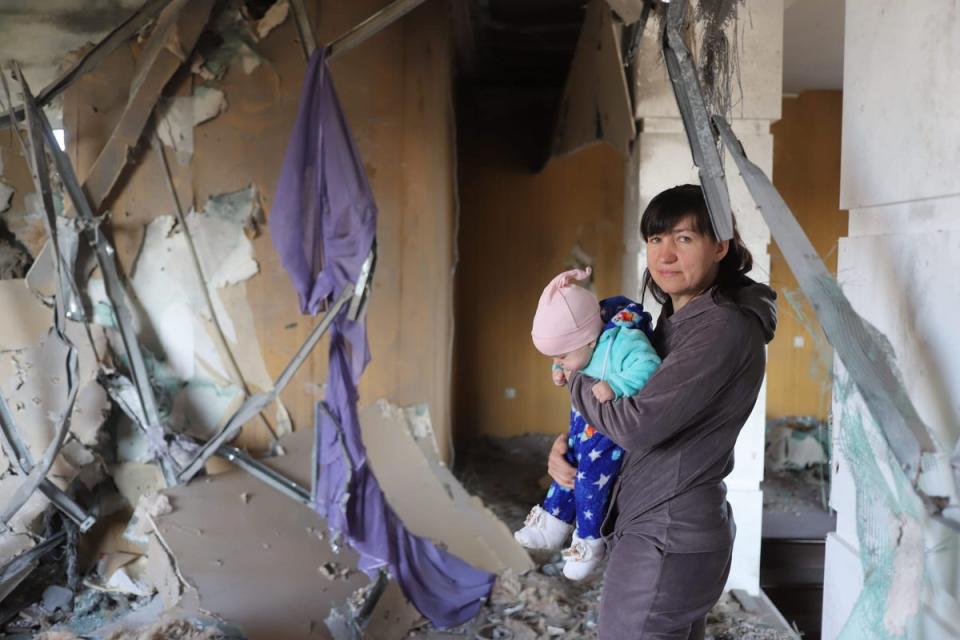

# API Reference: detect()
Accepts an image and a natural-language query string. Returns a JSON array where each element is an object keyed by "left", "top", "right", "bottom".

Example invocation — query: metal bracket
[
  {"left": 215, "top": 445, "right": 311, "bottom": 507},
  {"left": 662, "top": 0, "right": 734, "bottom": 241},
  {"left": 348, "top": 245, "right": 377, "bottom": 322}
]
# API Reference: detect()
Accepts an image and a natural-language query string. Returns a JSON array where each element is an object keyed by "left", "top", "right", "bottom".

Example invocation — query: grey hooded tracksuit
[{"left": 568, "top": 280, "right": 777, "bottom": 639}]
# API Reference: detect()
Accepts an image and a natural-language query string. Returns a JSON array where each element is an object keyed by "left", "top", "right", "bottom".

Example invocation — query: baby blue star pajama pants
[{"left": 542, "top": 406, "right": 624, "bottom": 539}]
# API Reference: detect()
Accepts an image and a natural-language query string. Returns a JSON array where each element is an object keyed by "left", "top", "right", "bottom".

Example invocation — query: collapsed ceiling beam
[{"left": 662, "top": 0, "right": 734, "bottom": 241}]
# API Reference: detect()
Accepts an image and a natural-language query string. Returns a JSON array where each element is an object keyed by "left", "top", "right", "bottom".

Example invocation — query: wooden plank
[{"left": 82, "top": 0, "right": 215, "bottom": 214}]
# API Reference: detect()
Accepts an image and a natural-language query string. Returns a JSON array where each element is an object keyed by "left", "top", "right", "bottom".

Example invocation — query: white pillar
[
  {"left": 624, "top": 0, "right": 783, "bottom": 595},
  {"left": 823, "top": 1, "right": 960, "bottom": 638}
]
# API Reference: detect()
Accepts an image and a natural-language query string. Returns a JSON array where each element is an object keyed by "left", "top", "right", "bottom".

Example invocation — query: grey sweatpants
[{"left": 598, "top": 534, "right": 732, "bottom": 639}]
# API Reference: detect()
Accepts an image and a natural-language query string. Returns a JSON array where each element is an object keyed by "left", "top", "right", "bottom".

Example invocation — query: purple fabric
[{"left": 270, "top": 48, "right": 494, "bottom": 629}]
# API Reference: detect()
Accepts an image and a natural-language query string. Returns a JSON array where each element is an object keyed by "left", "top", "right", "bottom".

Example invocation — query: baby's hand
[
  {"left": 551, "top": 365, "right": 568, "bottom": 387},
  {"left": 591, "top": 380, "right": 615, "bottom": 402}
]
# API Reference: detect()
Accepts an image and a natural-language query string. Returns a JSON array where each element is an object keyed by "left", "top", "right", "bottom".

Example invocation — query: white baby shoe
[
  {"left": 561, "top": 533, "right": 605, "bottom": 581},
  {"left": 514, "top": 505, "right": 573, "bottom": 551}
]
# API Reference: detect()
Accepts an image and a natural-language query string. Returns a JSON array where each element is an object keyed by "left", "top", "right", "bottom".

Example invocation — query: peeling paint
[{"left": 156, "top": 87, "right": 228, "bottom": 165}]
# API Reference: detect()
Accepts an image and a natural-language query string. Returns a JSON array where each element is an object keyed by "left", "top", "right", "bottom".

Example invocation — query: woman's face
[{"left": 646, "top": 214, "right": 729, "bottom": 308}]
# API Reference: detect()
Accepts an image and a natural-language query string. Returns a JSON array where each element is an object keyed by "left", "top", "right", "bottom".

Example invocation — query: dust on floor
[{"left": 405, "top": 436, "right": 795, "bottom": 640}]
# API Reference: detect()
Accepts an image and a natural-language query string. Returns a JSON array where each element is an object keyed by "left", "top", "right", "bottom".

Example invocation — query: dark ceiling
[
  {"left": 454, "top": 0, "right": 589, "bottom": 167},
  {"left": 459, "top": 0, "right": 587, "bottom": 89}
]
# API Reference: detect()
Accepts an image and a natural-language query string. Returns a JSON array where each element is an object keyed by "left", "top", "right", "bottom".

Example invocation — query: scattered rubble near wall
[
  {"left": 0, "top": 0, "right": 495, "bottom": 636},
  {"left": 0, "top": 1, "right": 818, "bottom": 638}
]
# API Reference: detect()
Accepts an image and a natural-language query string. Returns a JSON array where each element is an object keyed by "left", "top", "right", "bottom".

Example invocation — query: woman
[{"left": 549, "top": 184, "right": 777, "bottom": 639}]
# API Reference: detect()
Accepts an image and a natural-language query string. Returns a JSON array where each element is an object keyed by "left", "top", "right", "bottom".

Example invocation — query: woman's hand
[
  {"left": 548, "top": 433, "right": 576, "bottom": 489},
  {"left": 592, "top": 380, "right": 615, "bottom": 402}
]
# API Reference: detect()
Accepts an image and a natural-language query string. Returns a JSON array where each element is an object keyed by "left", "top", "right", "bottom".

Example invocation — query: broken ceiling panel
[
  {"left": 0, "top": 1, "right": 146, "bottom": 109},
  {"left": 359, "top": 401, "right": 534, "bottom": 575},
  {"left": 551, "top": 0, "right": 636, "bottom": 158},
  {"left": 149, "top": 428, "right": 418, "bottom": 640}
]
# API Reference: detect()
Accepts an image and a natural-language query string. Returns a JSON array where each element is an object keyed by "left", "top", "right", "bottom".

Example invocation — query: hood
[{"left": 737, "top": 280, "right": 778, "bottom": 344}]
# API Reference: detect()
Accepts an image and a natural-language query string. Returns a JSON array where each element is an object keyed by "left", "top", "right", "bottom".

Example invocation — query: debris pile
[
  {"left": 402, "top": 435, "right": 798, "bottom": 640},
  {"left": 764, "top": 416, "right": 830, "bottom": 514}
]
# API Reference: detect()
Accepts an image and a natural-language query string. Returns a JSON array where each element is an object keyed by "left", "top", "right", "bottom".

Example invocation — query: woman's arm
[{"left": 569, "top": 311, "right": 758, "bottom": 452}]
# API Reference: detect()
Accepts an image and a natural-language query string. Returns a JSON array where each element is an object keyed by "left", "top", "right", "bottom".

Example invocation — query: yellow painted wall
[
  {"left": 63, "top": 0, "right": 458, "bottom": 459},
  {"left": 768, "top": 91, "right": 848, "bottom": 419},
  {"left": 454, "top": 130, "right": 625, "bottom": 441}
]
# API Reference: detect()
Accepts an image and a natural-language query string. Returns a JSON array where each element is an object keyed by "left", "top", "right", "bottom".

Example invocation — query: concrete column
[
  {"left": 823, "top": 1, "right": 960, "bottom": 638},
  {"left": 623, "top": 0, "right": 783, "bottom": 595}
]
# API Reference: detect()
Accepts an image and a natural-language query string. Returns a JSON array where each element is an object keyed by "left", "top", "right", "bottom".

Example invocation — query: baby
[{"left": 514, "top": 268, "right": 661, "bottom": 580}]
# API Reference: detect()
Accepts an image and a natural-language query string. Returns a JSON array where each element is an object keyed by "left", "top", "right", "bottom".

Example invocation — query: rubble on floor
[
  {"left": 403, "top": 435, "right": 798, "bottom": 640},
  {"left": 762, "top": 416, "right": 835, "bottom": 541}
]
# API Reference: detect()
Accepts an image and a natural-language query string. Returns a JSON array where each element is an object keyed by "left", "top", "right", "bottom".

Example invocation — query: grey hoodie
[{"left": 568, "top": 280, "right": 777, "bottom": 552}]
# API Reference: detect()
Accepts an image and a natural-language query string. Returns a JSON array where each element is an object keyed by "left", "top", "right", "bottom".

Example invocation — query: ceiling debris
[
  {"left": 0, "top": 2, "right": 293, "bottom": 630},
  {"left": 0, "top": 0, "right": 842, "bottom": 636},
  {"left": 360, "top": 401, "right": 534, "bottom": 575},
  {"left": 551, "top": 0, "right": 636, "bottom": 158},
  {"left": 146, "top": 428, "right": 419, "bottom": 640}
]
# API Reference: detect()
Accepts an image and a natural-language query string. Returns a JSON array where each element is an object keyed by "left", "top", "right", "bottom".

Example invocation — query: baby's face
[{"left": 553, "top": 341, "right": 596, "bottom": 375}]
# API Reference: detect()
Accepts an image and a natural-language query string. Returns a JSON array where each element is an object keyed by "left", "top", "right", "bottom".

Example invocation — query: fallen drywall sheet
[
  {"left": 0, "top": 279, "right": 110, "bottom": 563},
  {"left": 552, "top": 0, "right": 636, "bottom": 158},
  {"left": 359, "top": 401, "right": 534, "bottom": 575},
  {"left": 149, "top": 429, "right": 419, "bottom": 640},
  {"left": 156, "top": 87, "right": 228, "bottom": 165}
]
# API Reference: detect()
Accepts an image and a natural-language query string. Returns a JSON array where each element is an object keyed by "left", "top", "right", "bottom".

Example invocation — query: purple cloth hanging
[{"left": 270, "top": 48, "right": 494, "bottom": 629}]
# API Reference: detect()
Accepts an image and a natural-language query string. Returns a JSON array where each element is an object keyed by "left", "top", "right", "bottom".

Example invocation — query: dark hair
[{"left": 639, "top": 184, "right": 753, "bottom": 307}]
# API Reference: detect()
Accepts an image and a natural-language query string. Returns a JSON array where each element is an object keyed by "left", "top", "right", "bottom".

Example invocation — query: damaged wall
[
  {"left": 822, "top": 0, "right": 960, "bottom": 637},
  {"left": 0, "top": 129, "right": 38, "bottom": 277},
  {"left": 454, "top": 127, "right": 625, "bottom": 441},
  {"left": 766, "top": 91, "right": 848, "bottom": 420},
  {"left": 61, "top": 0, "right": 460, "bottom": 460}
]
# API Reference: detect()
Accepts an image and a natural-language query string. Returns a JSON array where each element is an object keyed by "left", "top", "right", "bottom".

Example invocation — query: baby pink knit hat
[{"left": 531, "top": 268, "right": 602, "bottom": 356}]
